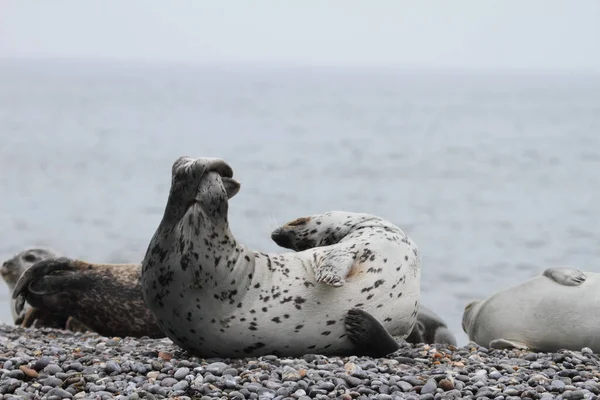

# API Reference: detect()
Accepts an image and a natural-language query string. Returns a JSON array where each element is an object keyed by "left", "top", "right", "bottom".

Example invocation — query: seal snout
[
  {"left": 0, "top": 261, "right": 11, "bottom": 277},
  {"left": 271, "top": 228, "right": 295, "bottom": 250}
]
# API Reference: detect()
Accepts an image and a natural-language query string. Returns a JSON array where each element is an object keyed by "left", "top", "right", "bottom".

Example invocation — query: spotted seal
[
  {"left": 462, "top": 266, "right": 600, "bottom": 352},
  {"left": 12, "top": 257, "right": 166, "bottom": 338},
  {"left": 140, "top": 156, "right": 421, "bottom": 358},
  {"left": 1, "top": 248, "right": 68, "bottom": 328}
]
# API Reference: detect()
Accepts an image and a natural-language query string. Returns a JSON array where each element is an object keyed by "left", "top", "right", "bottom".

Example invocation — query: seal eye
[
  {"left": 287, "top": 217, "right": 310, "bottom": 227},
  {"left": 23, "top": 254, "right": 38, "bottom": 263}
]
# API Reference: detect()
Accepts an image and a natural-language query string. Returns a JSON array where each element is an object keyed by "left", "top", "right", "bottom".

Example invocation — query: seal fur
[
  {"left": 12, "top": 257, "right": 166, "bottom": 338},
  {"left": 140, "top": 156, "right": 421, "bottom": 358},
  {"left": 462, "top": 266, "right": 600, "bottom": 352},
  {"left": 270, "top": 219, "right": 452, "bottom": 346},
  {"left": 405, "top": 305, "right": 457, "bottom": 346}
]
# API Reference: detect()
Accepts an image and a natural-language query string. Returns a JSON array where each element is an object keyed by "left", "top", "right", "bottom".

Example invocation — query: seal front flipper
[
  {"left": 344, "top": 308, "right": 400, "bottom": 357},
  {"left": 314, "top": 248, "right": 357, "bottom": 287},
  {"left": 542, "top": 267, "right": 587, "bottom": 286},
  {"left": 489, "top": 338, "right": 530, "bottom": 350}
]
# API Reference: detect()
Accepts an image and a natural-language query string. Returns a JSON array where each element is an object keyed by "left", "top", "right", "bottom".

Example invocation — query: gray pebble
[
  {"left": 173, "top": 367, "right": 189, "bottom": 379},
  {"left": 47, "top": 388, "right": 73, "bottom": 398},
  {"left": 421, "top": 378, "right": 437, "bottom": 395},
  {"left": 43, "top": 364, "right": 64, "bottom": 375},
  {"left": 160, "top": 377, "right": 178, "bottom": 387},
  {"left": 205, "top": 362, "right": 227, "bottom": 375}
]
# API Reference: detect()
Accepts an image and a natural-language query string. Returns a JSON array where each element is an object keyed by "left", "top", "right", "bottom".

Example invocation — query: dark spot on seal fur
[{"left": 243, "top": 342, "right": 266, "bottom": 354}]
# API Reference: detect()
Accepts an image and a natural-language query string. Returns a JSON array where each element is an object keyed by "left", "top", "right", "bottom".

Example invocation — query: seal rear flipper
[
  {"left": 405, "top": 321, "right": 425, "bottom": 345},
  {"left": 344, "top": 308, "right": 400, "bottom": 357},
  {"left": 12, "top": 257, "right": 77, "bottom": 300},
  {"left": 489, "top": 338, "right": 530, "bottom": 350},
  {"left": 542, "top": 267, "right": 586, "bottom": 286}
]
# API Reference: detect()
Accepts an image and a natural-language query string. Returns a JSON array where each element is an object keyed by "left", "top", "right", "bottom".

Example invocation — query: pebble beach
[{"left": 1, "top": 325, "right": 599, "bottom": 400}]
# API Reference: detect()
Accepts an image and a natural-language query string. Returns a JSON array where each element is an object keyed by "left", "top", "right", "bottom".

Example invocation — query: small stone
[
  {"left": 420, "top": 378, "right": 437, "bottom": 395},
  {"left": 172, "top": 381, "right": 188, "bottom": 391},
  {"left": 397, "top": 381, "right": 414, "bottom": 392},
  {"left": 206, "top": 362, "right": 227, "bottom": 375},
  {"left": 8, "top": 370, "right": 26, "bottom": 380},
  {"left": 42, "top": 377, "right": 64, "bottom": 387},
  {"left": 43, "top": 364, "right": 63, "bottom": 375},
  {"left": 228, "top": 391, "right": 245, "bottom": 399},
  {"left": 46, "top": 388, "right": 73, "bottom": 399},
  {"left": 562, "top": 390, "right": 585, "bottom": 400},
  {"left": 173, "top": 367, "right": 190, "bottom": 379},
  {"left": 282, "top": 366, "right": 302, "bottom": 381},
  {"left": 257, "top": 388, "right": 276, "bottom": 398},
  {"left": 550, "top": 380, "right": 566, "bottom": 392},
  {"left": 160, "top": 378, "right": 178, "bottom": 387},
  {"left": 438, "top": 379, "right": 454, "bottom": 391},
  {"left": 105, "top": 361, "right": 121, "bottom": 374},
  {"left": 32, "top": 358, "right": 51, "bottom": 371}
]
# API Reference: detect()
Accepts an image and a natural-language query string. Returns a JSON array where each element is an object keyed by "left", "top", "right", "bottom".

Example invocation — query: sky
[{"left": 1, "top": 0, "right": 599, "bottom": 71}]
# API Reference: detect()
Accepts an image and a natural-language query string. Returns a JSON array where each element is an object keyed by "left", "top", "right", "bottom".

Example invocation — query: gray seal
[
  {"left": 462, "top": 266, "right": 600, "bottom": 352},
  {"left": 12, "top": 257, "right": 166, "bottom": 338},
  {"left": 140, "top": 156, "right": 421, "bottom": 358},
  {"left": 1, "top": 248, "right": 68, "bottom": 328}
]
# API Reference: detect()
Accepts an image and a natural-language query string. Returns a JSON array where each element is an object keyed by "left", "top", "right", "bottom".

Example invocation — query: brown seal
[{"left": 12, "top": 257, "right": 166, "bottom": 338}]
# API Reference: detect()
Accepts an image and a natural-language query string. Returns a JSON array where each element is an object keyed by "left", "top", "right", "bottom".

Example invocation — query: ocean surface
[{"left": 1, "top": 59, "right": 599, "bottom": 346}]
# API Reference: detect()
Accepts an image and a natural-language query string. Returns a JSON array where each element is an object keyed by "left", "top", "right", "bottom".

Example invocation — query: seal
[
  {"left": 140, "top": 156, "right": 421, "bottom": 358},
  {"left": 0, "top": 248, "right": 68, "bottom": 328},
  {"left": 462, "top": 266, "right": 600, "bottom": 352},
  {"left": 405, "top": 305, "right": 457, "bottom": 346},
  {"left": 269, "top": 221, "right": 454, "bottom": 346},
  {"left": 12, "top": 257, "right": 166, "bottom": 338}
]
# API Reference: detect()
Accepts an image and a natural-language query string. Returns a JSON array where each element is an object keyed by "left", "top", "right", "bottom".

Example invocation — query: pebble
[{"left": 0, "top": 325, "right": 599, "bottom": 399}]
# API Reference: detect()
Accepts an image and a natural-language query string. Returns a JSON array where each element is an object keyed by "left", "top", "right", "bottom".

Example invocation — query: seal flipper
[
  {"left": 489, "top": 338, "right": 530, "bottom": 350},
  {"left": 405, "top": 320, "right": 425, "bottom": 344},
  {"left": 314, "top": 248, "right": 356, "bottom": 287},
  {"left": 344, "top": 308, "right": 400, "bottom": 357},
  {"left": 542, "top": 267, "right": 586, "bottom": 286}
]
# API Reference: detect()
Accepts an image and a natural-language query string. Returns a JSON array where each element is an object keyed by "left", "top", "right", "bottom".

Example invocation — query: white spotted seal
[
  {"left": 405, "top": 305, "right": 457, "bottom": 346},
  {"left": 140, "top": 156, "right": 421, "bottom": 358},
  {"left": 12, "top": 257, "right": 166, "bottom": 338},
  {"left": 462, "top": 266, "right": 600, "bottom": 352},
  {"left": 1, "top": 248, "right": 68, "bottom": 328}
]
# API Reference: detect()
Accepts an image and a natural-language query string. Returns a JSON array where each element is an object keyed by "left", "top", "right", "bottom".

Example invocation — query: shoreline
[{"left": 0, "top": 324, "right": 599, "bottom": 399}]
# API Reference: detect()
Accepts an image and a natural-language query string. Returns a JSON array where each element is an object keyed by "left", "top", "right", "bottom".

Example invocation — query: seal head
[{"left": 1, "top": 248, "right": 68, "bottom": 327}]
